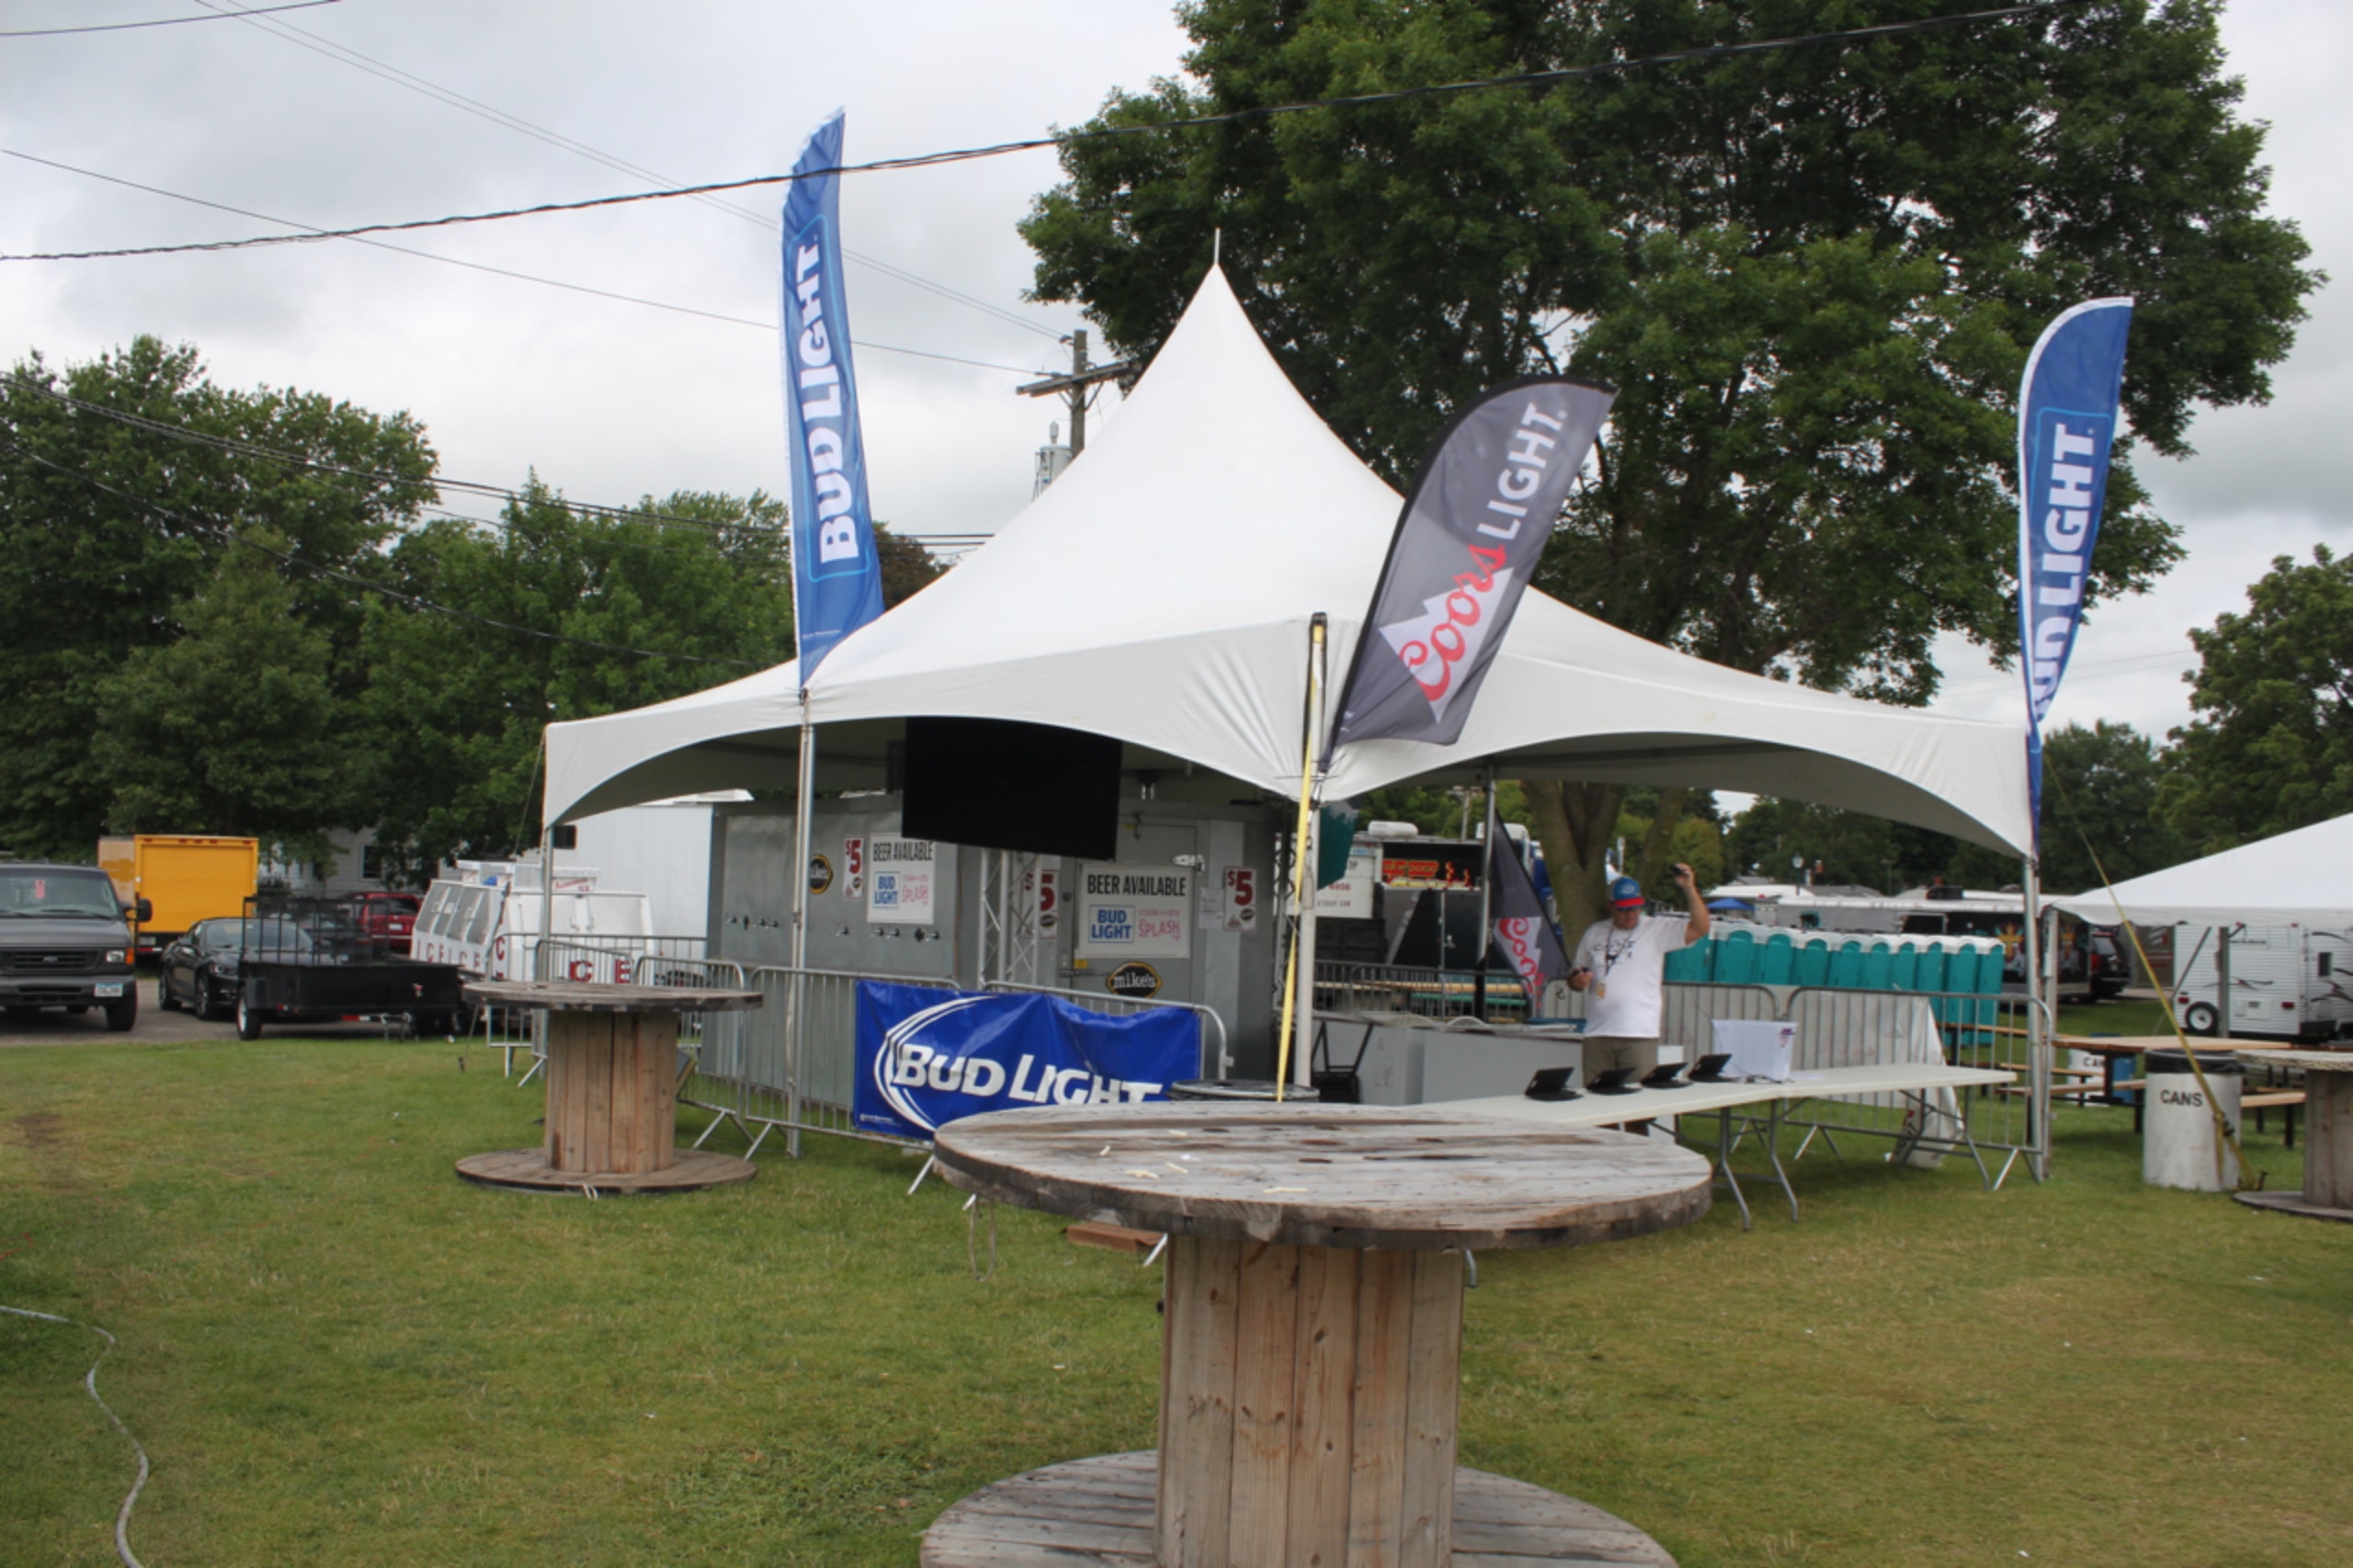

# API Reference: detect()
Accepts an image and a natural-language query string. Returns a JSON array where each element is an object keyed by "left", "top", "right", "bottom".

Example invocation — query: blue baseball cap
[{"left": 1608, "top": 876, "right": 1644, "bottom": 908}]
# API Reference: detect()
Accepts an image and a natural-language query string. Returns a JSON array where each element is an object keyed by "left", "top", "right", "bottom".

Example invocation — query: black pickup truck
[{"left": 0, "top": 862, "right": 150, "bottom": 1031}]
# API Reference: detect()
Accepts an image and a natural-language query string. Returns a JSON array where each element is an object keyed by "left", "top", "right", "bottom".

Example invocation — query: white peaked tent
[
  {"left": 545, "top": 268, "right": 2033, "bottom": 857},
  {"left": 2052, "top": 813, "right": 2353, "bottom": 927}
]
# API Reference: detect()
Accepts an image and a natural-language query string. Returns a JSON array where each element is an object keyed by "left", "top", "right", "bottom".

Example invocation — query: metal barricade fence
[
  {"left": 1314, "top": 961, "right": 1532, "bottom": 1021},
  {"left": 487, "top": 936, "right": 733, "bottom": 1083},
  {"left": 1771, "top": 986, "right": 2045, "bottom": 1187},
  {"left": 1661, "top": 983, "right": 1782, "bottom": 1047},
  {"left": 983, "top": 980, "right": 1231, "bottom": 1080}
]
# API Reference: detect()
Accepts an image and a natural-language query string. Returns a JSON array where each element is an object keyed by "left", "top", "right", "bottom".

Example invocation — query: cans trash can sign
[{"left": 2143, "top": 1049, "right": 2245, "bottom": 1191}]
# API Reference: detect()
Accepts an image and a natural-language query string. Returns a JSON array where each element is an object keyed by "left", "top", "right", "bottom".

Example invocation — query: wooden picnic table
[
  {"left": 454, "top": 980, "right": 763, "bottom": 1194},
  {"left": 925, "top": 1102, "right": 1711, "bottom": 1567},
  {"left": 2231, "top": 1049, "right": 2353, "bottom": 1223}
]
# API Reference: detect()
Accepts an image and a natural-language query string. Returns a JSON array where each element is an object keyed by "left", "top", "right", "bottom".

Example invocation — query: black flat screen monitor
[
  {"left": 899, "top": 716, "right": 1123, "bottom": 860},
  {"left": 1586, "top": 1066, "right": 1640, "bottom": 1095}
]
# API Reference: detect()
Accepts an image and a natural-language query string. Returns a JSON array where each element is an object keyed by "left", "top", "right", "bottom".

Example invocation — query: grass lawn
[{"left": 4, "top": 1035, "right": 2348, "bottom": 1567}]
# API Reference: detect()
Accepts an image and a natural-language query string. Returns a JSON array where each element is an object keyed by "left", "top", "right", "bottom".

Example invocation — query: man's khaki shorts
[{"left": 1582, "top": 1036, "right": 1661, "bottom": 1079}]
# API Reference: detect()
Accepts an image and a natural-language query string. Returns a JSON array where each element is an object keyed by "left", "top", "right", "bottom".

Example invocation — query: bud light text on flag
[
  {"left": 779, "top": 110, "right": 884, "bottom": 679},
  {"left": 2015, "top": 298, "right": 2133, "bottom": 839}
]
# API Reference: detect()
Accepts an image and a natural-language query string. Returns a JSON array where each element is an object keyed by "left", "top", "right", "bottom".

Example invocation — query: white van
[
  {"left": 411, "top": 859, "right": 653, "bottom": 983},
  {"left": 2170, "top": 923, "right": 2353, "bottom": 1041}
]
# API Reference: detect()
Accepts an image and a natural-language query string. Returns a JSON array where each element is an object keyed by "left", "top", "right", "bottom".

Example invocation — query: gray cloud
[{"left": 1, "top": 0, "right": 2339, "bottom": 748}]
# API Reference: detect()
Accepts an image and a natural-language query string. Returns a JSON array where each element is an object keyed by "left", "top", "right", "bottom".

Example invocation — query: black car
[{"left": 157, "top": 917, "right": 312, "bottom": 1022}]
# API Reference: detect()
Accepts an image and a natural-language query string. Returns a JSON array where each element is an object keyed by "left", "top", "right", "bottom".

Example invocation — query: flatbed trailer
[{"left": 233, "top": 894, "right": 465, "bottom": 1040}]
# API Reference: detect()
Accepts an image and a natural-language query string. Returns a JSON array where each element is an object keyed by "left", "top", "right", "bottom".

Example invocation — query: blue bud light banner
[
  {"left": 852, "top": 981, "right": 1201, "bottom": 1140},
  {"left": 2017, "top": 298, "right": 2134, "bottom": 839},
  {"left": 781, "top": 110, "right": 884, "bottom": 679}
]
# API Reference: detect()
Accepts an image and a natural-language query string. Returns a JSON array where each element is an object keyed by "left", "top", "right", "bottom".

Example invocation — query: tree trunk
[
  {"left": 1632, "top": 787, "right": 1690, "bottom": 901},
  {"left": 1519, "top": 779, "right": 1625, "bottom": 944}
]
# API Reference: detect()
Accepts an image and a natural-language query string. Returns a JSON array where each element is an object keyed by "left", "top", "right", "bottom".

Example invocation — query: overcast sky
[{"left": 3, "top": 0, "right": 2342, "bottom": 752}]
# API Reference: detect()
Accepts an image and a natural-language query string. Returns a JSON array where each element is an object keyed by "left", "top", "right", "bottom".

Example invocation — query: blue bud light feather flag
[
  {"left": 2017, "top": 299, "right": 2134, "bottom": 846},
  {"left": 1329, "top": 377, "right": 1614, "bottom": 754},
  {"left": 780, "top": 110, "right": 884, "bottom": 680}
]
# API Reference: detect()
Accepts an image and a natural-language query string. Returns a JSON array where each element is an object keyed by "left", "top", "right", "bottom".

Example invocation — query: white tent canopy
[
  {"left": 546, "top": 269, "right": 2033, "bottom": 857},
  {"left": 2052, "top": 813, "right": 2353, "bottom": 926}
]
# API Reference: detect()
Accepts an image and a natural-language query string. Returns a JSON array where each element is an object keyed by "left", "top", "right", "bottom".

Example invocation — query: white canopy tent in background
[
  {"left": 545, "top": 268, "right": 2033, "bottom": 856},
  {"left": 2052, "top": 813, "right": 2353, "bottom": 927}
]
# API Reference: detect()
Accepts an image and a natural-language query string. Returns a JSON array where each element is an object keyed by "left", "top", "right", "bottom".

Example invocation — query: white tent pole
[
  {"left": 2023, "top": 856, "right": 2051, "bottom": 1183},
  {"left": 787, "top": 701, "right": 815, "bottom": 1159}
]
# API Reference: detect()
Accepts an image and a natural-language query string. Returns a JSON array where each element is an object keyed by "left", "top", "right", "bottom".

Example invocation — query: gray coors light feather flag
[{"left": 1329, "top": 377, "right": 1614, "bottom": 751}]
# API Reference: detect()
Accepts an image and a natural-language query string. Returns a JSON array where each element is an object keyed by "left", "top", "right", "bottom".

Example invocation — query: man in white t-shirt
[{"left": 1567, "top": 864, "right": 1711, "bottom": 1079}]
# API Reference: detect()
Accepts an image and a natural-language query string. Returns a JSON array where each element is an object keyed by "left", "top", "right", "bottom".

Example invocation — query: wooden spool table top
[
  {"left": 2230, "top": 1047, "right": 2353, "bottom": 1073},
  {"left": 462, "top": 979, "right": 763, "bottom": 1013},
  {"left": 932, "top": 1101, "right": 1712, "bottom": 1251}
]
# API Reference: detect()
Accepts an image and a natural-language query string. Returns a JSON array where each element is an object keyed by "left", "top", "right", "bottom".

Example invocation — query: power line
[
  {"left": 0, "top": 0, "right": 335, "bottom": 38},
  {"left": 7, "top": 374, "right": 995, "bottom": 554},
  {"left": 0, "top": 148, "right": 1042, "bottom": 374},
  {"left": 0, "top": 436, "right": 763, "bottom": 669},
  {"left": 192, "top": 0, "right": 1064, "bottom": 340},
  {"left": 2, "top": 1, "right": 2092, "bottom": 265}
]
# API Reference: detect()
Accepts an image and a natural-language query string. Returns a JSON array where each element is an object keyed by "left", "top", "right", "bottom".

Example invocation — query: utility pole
[{"left": 1018, "top": 328, "right": 1130, "bottom": 455}]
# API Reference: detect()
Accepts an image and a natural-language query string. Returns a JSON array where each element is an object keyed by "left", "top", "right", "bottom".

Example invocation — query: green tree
[
  {"left": 2037, "top": 719, "right": 2189, "bottom": 892},
  {"left": 0, "top": 337, "right": 435, "bottom": 858},
  {"left": 357, "top": 484, "right": 798, "bottom": 880},
  {"left": 93, "top": 546, "right": 350, "bottom": 847},
  {"left": 2161, "top": 547, "right": 2353, "bottom": 853},
  {"left": 1021, "top": 0, "right": 2317, "bottom": 933}
]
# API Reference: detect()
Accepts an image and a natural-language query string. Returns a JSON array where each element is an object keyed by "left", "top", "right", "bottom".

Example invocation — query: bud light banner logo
[
  {"left": 2017, "top": 298, "right": 2133, "bottom": 835},
  {"left": 780, "top": 109, "right": 884, "bottom": 679},
  {"left": 852, "top": 981, "right": 1200, "bottom": 1140},
  {"left": 1330, "top": 376, "right": 1614, "bottom": 753}
]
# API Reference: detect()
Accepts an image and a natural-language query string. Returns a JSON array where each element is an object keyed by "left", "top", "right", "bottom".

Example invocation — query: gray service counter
[{"left": 1318, "top": 1012, "right": 1587, "bottom": 1105}]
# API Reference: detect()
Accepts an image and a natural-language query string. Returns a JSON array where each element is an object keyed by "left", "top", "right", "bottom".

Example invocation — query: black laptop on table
[
  {"left": 1586, "top": 1066, "right": 1641, "bottom": 1095},
  {"left": 1522, "top": 1066, "right": 1582, "bottom": 1102}
]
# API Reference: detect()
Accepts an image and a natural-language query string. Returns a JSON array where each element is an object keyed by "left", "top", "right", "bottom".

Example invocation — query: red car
[{"left": 351, "top": 891, "right": 422, "bottom": 956}]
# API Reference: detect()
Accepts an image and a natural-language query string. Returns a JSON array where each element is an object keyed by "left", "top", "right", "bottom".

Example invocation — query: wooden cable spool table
[
  {"left": 455, "top": 980, "right": 763, "bottom": 1194},
  {"left": 2231, "top": 1048, "right": 2353, "bottom": 1222},
  {"left": 926, "top": 1102, "right": 1713, "bottom": 1567}
]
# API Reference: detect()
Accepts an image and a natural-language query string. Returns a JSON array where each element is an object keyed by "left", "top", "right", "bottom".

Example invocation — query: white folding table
[{"left": 1451, "top": 1063, "right": 2014, "bottom": 1227}]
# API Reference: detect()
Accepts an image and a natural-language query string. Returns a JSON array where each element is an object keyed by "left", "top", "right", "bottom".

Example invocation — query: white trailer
[
  {"left": 410, "top": 859, "right": 653, "bottom": 983},
  {"left": 2169, "top": 923, "right": 2353, "bottom": 1041}
]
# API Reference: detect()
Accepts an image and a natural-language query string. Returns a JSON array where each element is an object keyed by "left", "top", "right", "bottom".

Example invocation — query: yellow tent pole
[{"left": 1274, "top": 615, "right": 1327, "bottom": 1101}]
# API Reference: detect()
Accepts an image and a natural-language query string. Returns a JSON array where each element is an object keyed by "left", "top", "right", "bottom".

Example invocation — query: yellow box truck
[{"left": 97, "top": 835, "right": 259, "bottom": 956}]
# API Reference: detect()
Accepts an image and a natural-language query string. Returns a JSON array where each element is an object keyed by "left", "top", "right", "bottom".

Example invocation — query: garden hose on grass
[{"left": 0, "top": 1302, "right": 150, "bottom": 1568}]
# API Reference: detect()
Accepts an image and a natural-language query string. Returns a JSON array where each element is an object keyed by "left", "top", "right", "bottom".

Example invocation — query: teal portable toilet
[
  {"left": 1790, "top": 935, "right": 1832, "bottom": 988},
  {"left": 1757, "top": 931, "right": 1796, "bottom": 984},
  {"left": 1664, "top": 938, "right": 1711, "bottom": 983},
  {"left": 1715, "top": 928, "right": 1758, "bottom": 984},
  {"left": 1889, "top": 940, "right": 1920, "bottom": 990},
  {"left": 1913, "top": 943, "right": 1949, "bottom": 994},
  {"left": 1829, "top": 939, "right": 1865, "bottom": 989},
  {"left": 1861, "top": 940, "right": 1893, "bottom": 990}
]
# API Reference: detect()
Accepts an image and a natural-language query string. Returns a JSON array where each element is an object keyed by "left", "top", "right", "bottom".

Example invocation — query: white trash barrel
[{"left": 2143, "top": 1049, "right": 2245, "bottom": 1191}]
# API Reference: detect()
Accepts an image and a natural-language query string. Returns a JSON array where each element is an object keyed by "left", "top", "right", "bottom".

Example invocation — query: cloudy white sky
[{"left": 3, "top": 0, "right": 2342, "bottom": 750}]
